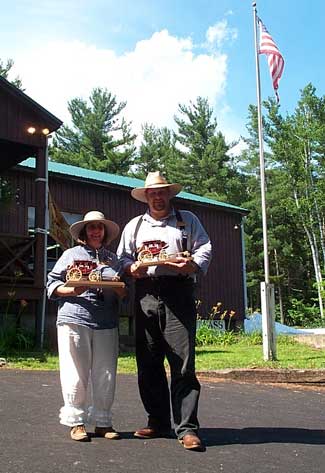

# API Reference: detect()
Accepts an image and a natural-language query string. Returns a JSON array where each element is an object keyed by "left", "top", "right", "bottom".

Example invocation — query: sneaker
[
  {"left": 94, "top": 426, "right": 121, "bottom": 440},
  {"left": 70, "top": 424, "right": 89, "bottom": 442}
]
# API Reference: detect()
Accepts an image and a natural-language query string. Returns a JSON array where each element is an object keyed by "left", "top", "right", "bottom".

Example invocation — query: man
[{"left": 117, "top": 171, "right": 212, "bottom": 451}]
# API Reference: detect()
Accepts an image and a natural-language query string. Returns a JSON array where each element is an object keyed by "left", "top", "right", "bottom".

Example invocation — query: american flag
[{"left": 258, "top": 17, "right": 284, "bottom": 103}]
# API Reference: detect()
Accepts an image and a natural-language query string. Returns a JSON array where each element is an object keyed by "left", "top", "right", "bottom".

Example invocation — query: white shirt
[{"left": 117, "top": 208, "right": 212, "bottom": 278}]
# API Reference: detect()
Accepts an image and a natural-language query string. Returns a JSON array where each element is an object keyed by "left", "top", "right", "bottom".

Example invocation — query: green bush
[
  {"left": 0, "top": 300, "right": 35, "bottom": 354},
  {"left": 286, "top": 298, "right": 321, "bottom": 327},
  {"left": 196, "top": 325, "right": 220, "bottom": 346},
  {"left": 196, "top": 326, "right": 236, "bottom": 346},
  {"left": 0, "top": 324, "right": 35, "bottom": 354},
  {"left": 195, "top": 328, "right": 298, "bottom": 348}
]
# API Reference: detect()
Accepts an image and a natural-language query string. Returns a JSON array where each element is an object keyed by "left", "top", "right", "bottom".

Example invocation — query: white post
[
  {"left": 253, "top": 2, "right": 276, "bottom": 360},
  {"left": 261, "top": 282, "right": 276, "bottom": 360}
]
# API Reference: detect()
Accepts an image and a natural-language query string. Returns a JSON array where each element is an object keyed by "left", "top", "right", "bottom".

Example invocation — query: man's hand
[
  {"left": 127, "top": 261, "right": 148, "bottom": 279},
  {"left": 163, "top": 258, "right": 199, "bottom": 275}
]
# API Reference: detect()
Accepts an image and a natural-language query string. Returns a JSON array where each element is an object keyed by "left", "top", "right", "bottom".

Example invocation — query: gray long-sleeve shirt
[
  {"left": 117, "top": 208, "right": 212, "bottom": 278},
  {"left": 47, "top": 245, "right": 122, "bottom": 329}
]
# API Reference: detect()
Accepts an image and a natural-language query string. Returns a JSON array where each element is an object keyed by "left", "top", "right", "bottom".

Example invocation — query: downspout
[{"left": 240, "top": 216, "right": 248, "bottom": 318}]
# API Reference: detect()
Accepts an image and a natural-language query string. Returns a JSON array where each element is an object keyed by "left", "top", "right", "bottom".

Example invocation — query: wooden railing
[{"left": 0, "top": 233, "right": 35, "bottom": 283}]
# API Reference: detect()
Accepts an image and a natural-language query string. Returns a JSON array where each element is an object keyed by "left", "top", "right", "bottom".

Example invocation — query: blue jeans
[{"left": 135, "top": 276, "right": 200, "bottom": 439}]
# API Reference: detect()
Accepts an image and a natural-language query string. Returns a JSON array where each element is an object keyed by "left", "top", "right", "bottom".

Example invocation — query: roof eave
[{"left": 0, "top": 76, "right": 63, "bottom": 132}]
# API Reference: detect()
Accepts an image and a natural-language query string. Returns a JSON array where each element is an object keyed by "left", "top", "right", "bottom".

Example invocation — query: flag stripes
[{"left": 258, "top": 17, "right": 284, "bottom": 102}]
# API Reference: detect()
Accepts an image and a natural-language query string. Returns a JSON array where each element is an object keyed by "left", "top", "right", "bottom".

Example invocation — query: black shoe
[{"left": 134, "top": 426, "right": 171, "bottom": 439}]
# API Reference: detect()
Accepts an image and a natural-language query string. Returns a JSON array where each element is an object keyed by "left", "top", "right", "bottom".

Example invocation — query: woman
[{"left": 47, "top": 210, "right": 122, "bottom": 442}]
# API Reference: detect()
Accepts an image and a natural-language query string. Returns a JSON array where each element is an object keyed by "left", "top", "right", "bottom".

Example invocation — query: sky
[{"left": 1, "top": 0, "right": 324, "bottom": 151}]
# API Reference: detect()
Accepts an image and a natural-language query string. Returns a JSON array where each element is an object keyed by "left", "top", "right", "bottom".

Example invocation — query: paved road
[{"left": 1, "top": 371, "right": 325, "bottom": 473}]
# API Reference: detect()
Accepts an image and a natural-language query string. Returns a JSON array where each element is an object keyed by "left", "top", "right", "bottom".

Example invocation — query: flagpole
[{"left": 252, "top": 2, "right": 276, "bottom": 361}]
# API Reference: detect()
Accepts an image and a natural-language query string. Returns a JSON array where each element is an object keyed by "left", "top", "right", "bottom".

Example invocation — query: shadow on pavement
[
  {"left": 201, "top": 427, "right": 325, "bottom": 447},
  {"left": 90, "top": 427, "right": 325, "bottom": 447}
]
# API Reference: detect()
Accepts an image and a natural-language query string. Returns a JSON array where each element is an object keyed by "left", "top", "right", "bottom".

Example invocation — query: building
[
  {"left": 1, "top": 157, "right": 248, "bottom": 348},
  {"left": 0, "top": 75, "right": 62, "bottom": 347}
]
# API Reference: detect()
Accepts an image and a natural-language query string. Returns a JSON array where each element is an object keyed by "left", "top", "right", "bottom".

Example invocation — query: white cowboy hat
[
  {"left": 69, "top": 211, "right": 120, "bottom": 245},
  {"left": 131, "top": 171, "right": 182, "bottom": 203}
]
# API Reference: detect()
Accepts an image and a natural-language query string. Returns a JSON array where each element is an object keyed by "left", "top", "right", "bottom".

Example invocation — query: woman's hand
[
  {"left": 72, "top": 286, "right": 88, "bottom": 296},
  {"left": 54, "top": 285, "right": 88, "bottom": 297}
]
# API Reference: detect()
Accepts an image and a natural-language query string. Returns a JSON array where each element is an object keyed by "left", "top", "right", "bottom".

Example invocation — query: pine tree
[
  {"left": 50, "top": 88, "right": 136, "bottom": 175},
  {"left": 173, "top": 97, "right": 236, "bottom": 198},
  {"left": 0, "top": 58, "right": 23, "bottom": 89}
]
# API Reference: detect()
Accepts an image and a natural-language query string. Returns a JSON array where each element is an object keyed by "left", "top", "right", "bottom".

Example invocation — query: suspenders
[
  {"left": 175, "top": 210, "right": 188, "bottom": 252},
  {"left": 133, "top": 214, "right": 144, "bottom": 246},
  {"left": 133, "top": 210, "right": 188, "bottom": 255}
]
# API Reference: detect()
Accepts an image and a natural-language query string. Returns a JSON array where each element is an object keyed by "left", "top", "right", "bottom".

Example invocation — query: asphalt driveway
[{"left": 0, "top": 371, "right": 325, "bottom": 473}]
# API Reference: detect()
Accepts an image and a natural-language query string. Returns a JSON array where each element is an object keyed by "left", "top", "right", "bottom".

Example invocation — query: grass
[
  {"left": 1, "top": 333, "right": 325, "bottom": 371},
  {"left": 195, "top": 344, "right": 325, "bottom": 370}
]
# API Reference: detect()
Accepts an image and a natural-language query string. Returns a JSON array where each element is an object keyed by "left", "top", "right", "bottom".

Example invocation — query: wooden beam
[{"left": 0, "top": 285, "right": 42, "bottom": 300}]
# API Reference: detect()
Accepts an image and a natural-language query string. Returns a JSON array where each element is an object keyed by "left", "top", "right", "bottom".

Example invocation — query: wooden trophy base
[
  {"left": 64, "top": 280, "right": 126, "bottom": 297},
  {"left": 137, "top": 256, "right": 193, "bottom": 268}
]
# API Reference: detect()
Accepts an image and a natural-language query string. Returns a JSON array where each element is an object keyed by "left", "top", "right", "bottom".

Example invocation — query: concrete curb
[{"left": 197, "top": 369, "right": 325, "bottom": 384}]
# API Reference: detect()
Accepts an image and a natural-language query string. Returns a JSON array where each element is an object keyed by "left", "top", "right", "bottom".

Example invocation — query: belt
[{"left": 136, "top": 275, "right": 193, "bottom": 284}]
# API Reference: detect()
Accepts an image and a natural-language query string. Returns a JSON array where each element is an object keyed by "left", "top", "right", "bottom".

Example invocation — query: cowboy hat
[
  {"left": 69, "top": 211, "right": 120, "bottom": 245},
  {"left": 131, "top": 171, "right": 182, "bottom": 203}
]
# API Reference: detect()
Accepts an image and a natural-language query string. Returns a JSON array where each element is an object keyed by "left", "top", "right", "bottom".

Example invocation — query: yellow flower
[{"left": 220, "top": 310, "right": 227, "bottom": 320}]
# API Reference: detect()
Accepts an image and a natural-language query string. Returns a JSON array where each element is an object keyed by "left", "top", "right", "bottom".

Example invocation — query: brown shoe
[
  {"left": 70, "top": 424, "right": 89, "bottom": 442},
  {"left": 179, "top": 433, "right": 205, "bottom": 451},
  {"left": 134, "top": 426, "right": 171, "bottom": 439},
  {"left": 94, "top": 426, "right": 121, "bottom": 440}
]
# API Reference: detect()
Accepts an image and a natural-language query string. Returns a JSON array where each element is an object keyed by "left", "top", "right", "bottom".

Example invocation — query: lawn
[{"left": 2, "top": 334, "right": 324, "bottom": 371}]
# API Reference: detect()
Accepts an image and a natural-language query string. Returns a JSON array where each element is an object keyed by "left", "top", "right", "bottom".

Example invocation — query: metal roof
[{"left": 19, "top": 158, "right": 248, "bottom": 214}]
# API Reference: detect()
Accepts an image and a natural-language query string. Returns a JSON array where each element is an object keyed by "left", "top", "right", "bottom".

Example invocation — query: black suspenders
[
  {"left": 175, "top": 210, "right": 188, "bottom": 252},
  {"left": 133, "top": 215, "right": 144, "bottom": 259},
  {"left": 133, "top": 210, "right": 188, "bottom": 256}
]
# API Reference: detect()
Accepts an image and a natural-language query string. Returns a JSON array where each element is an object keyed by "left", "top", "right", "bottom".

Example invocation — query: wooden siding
[
  {"left": 0, "top": 91, "right": 45, "bottom": 148},
  {"left": 0, "top": 76, "right": 62, "bottom": 172}
]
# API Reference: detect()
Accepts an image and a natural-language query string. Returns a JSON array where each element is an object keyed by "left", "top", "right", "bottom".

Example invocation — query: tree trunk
[{"left": 294, "top": 191, "right": 324, "bottom": 319}]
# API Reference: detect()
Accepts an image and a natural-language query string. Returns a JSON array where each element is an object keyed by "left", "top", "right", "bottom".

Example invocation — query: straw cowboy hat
[
  {"left": 69, "top": 211, "right": 120, "bottom": 245},
  {"left": 131, "top": 171, "right": 182, "bottom": 203}
]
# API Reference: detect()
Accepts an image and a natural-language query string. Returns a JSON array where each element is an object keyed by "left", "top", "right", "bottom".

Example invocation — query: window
[
  {"left": 28, "top": 207, "right": 35, "bottom": 233},
  {"left": 62, "top": 212, "right": 83, "bottom": 226},
  {"left": 27, "top": 206, "right": 77, "bottom": 272}
]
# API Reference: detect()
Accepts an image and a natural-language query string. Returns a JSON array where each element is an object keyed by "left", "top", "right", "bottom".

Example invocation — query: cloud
[
  {"left": 206, "top": 19, "right": 238, "bottom": 49},
  {"left": 12, "top": 27, "right": 230, "bottom": 141}
]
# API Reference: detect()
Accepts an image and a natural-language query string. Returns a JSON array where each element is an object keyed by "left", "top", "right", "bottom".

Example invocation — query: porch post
[{"left": 34, "top": 146, "right": 47, "bottom": 347}]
